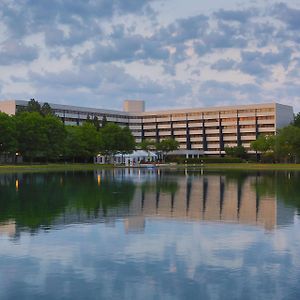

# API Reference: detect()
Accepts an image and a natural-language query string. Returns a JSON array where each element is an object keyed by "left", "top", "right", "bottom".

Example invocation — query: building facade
[{"left": 0, "top": 99, "right": 294, "bottom": 156}]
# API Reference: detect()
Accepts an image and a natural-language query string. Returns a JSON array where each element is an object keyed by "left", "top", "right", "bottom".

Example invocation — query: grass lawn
[
  {"left": 0, "top": 163, "right": 113, "bottom": 173},
  {"left": 176, "top": 163, "right": 300, "bottom": 170},
  {"left": 0, "top": 162, "right": 300, "bottom": 173}
]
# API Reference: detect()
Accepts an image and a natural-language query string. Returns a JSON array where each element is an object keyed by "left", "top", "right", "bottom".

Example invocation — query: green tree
[
  {"left": 93, "top": 116, "right": 100, "bottom": 131},
  {"left": 64, "top": 126, "right": 86, "bottom": 162},
  {"left": 224, "top": 145, "right": 247, "bottom": 159},
  {"left": 44, "top": 115, "right": 66, "bottom": 160},
  {"left": 81, "top": 122, "right": 100, "bottom": 160},
  {"left": 101, "top": 115, "right": 108, "bottom": 127},
  {"left": 139, "top": 139, "right": 156, "bottom": 151},
  {"left": 15, "top": 112, "right": 48, "bottom": 162},
  {"left": 118, "top": 126, "right": 136, "bottom": 155},
  {"left": 99, "top": 123, "right": 122, "bottom": 158},
  {"left": 86, "top": 114, "right": 92, "bottom": 123},
  {"left": 0, "top": 112, "right": 17, "bottom": 156},
  {"left": 64, "top": 123, "right": 100, "bottom": 162},
  {"left": 250, "top": 135, "right": 274, "bottom": 162},
  {"left": 27, "top": 98, "right": 41, "bottom": 113},
  {"left": 41, "top": 102, "right": 53, "bottom": 116},
  {"left": 274, "top": 125, "right": 300, "bottom": 163},
  {"left": 156, "top": 138, "right": 179, "bottom": 162},
  {"left": 293, "top": 112, "right": 300, "bottom": 128}
]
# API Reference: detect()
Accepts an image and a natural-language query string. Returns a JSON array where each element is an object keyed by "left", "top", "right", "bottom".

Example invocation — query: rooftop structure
[{"left": 0, "top": 99, "right": 294, "bottom": 156}]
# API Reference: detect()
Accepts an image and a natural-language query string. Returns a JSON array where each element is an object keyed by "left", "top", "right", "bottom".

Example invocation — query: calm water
[{"left": 0, "top": 168, "right": 300, "bottom": 300}]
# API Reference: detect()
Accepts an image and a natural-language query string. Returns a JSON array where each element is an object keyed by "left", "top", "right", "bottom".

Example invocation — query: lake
[{"left": 0, "top": 168, "right": 300, "bottom": 300}]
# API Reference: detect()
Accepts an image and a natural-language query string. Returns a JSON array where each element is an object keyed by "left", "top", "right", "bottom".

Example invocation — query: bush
[{"left": 166, "top": 156, "right": 243, "bottom": 164}]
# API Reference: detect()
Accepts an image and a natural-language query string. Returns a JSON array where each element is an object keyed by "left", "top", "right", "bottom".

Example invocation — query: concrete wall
[
  {"left": 275, "top": 103, "right": 294, "bottom": 130},
  {"left": 123, "top": 100, "right": 145, "bottom": 113}
]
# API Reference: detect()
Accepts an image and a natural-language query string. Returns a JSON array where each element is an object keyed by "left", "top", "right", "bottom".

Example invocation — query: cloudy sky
[{"left": 0, "top": 0, "right": 300, "bottom": 112}]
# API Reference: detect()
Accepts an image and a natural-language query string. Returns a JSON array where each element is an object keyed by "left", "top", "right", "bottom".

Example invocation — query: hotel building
[{"left": 0, "top": 99, "right": 294, "bottom": 156}]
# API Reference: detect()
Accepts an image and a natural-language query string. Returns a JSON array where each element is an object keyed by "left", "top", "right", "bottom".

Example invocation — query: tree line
[
  {"left": 0, "top": 99, "right": 136, "bottom": 163},
  {"left": 0, "top": 99, "right": 180, "bottom": 163},
  {"left": 225, "top": 113, "right": 300, "bottom": 163}
]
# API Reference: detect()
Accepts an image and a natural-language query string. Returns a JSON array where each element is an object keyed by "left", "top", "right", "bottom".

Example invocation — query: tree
[
  {"left": 250, "top": 135, "right": 274, "bottom": 162},
  {"left": 99, "top": 123, "right": 122, "bottom": 158},
  {"left": 274, "top": 125, "right": 300, "bottom": 163},
  {"left": 81, "top": 122, "right": 100, "bottom": 160},
  {"left": 44, "top": 115, "right": 66, "bottom": 160},
  {"left": 93, "top": 116, "right": 100, "bottom": 131},
  {"left": 156, "top": 138, "right": 179, "bottom": 162},
  {"left": 118, "top": 126, "right": 136, "bottom": 155},
  {"left": 224, "top": 145, "right": 247, "bottom": 159},
  {"left": 64, "top": 126, "right": 86, "bottom": 162},
  {"left": 86, "top": 115, "right": 92, "bottom": 124},
  {"left": 98, "top": 123, "right": 135, "bottom": 162},
  {"left": 293, "top": 112, "right": 300, "bottom": 128},
  {"left": 101, "top": 115, "right": 108, "bottom": 128},
  {"left": 15, "top": 112, "right": 48, "bottom": 162},
  {"left": 0, "top": 112, "right": 17, "bottom": 156},
  {"left": 27, "top": 98, "right": 41, "bottom": 113},
  {"left": 139, "top": 139, "right": 156, "bottom": 152},
  {"left": 41, "top": 102, "right": 53, "bottom": 116}
]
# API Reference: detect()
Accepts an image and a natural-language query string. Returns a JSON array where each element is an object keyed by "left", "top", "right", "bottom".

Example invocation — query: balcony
[
  {"left": 240, "top": 127, "right": 256, "bottom": 133},
  {"left": 176, "top": 137, "right": 187, "bottom": 142},
  {"left": 173, "top": 123, "right": 186, "bottom": 128},
  {"left": 205, "top": 129, "right": 219, "bottom": 134},
  {"left": 190, "top": 137, "right": 202, "bottom": 142},
  {"left": 257, "top": 119, "right": 275, "bottom": 125},
  {"left": 189, "top": 130, "right": 201, "bottom": 135},
  {"left": 204, "top": 122, "right": 219, "bottom": 127},
  {"left": 241, "top": 135, "right": 256, "bottom": 141},
  {"left": 144, "top": 132, "right": 156, "bottom": 137},
  {"left": 159, "top": 131, "right": 172, "bottom": 136},
  {"left": 158, "top": 124, "right": 171, "bottom": 129},
  {"left": 129, "top": 125, "right": 142, "bottom": 130},
  {"left": 223, "top": 136, "right": 237, "bottom": 142},
  {"left": 206, "top": 136, "right": 220, "bottom": 142},
  {"left": 143, "top": 125, "right": 156, "bottom": 130},
  {"left": 188, "top": 122, "right": 202, "bottom": 128}
]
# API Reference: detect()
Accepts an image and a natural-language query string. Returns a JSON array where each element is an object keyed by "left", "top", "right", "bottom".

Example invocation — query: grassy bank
[
  {"left": 177, "top": 163, "right": 300, "bottom": 170},
  {"left": 0, "top": 163, "right": 112, "bottom": 173},
  {"left": 1, "top": 162, "right": 300, "bottom": 173}
]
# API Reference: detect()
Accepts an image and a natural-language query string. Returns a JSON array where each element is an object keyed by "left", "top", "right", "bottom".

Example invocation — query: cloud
[
  {"left": 80, "top": 14, "right": 209, "bottom": 64},
  {"left": 0, "top": 1, "right": 300, "bottom": 112},
  {"left": 235, "top": 48, "right": 293, "bottom": 78},
  {"left": 25, "top": 64, "right": 192, "bottom": 110},
  {"left": 0, "top": 0, "right": 154, "bottom": 48},
  {"left": 214, "top": 8, "right": 255, "bottom": 23},
  {"left": 195, "top": 80, "right": 262, "bottom": 107},
  {"left": 272, "top": 3, "right": 300, "bottom": 30},
  {"left": 211, "top": 59, "right": 237, "bottom": 71},
  {"left": 0, "top": 40, "right": 38, "bottom": 65}
]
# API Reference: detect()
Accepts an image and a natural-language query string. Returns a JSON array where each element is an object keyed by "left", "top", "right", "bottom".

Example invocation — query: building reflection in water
[
  {"left": 119, "top": 169, "right": 278, "bottom": 232},
  {"left": 0, "top": 168, "right": 296, "bottom": 237}
]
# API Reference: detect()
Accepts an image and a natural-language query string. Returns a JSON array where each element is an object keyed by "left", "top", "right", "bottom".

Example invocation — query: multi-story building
[{"left": 0, "top": 99, "right": 294, "bottom": 156}]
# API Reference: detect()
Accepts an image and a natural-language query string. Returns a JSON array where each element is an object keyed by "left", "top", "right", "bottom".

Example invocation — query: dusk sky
[{"left": 0, "top": 0, "right": 300, "bottom": 112}]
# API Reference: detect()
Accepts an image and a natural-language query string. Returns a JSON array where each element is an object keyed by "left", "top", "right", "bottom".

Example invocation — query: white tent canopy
[
  {"left": 95, "top": 150, "right": 158, "bottom": 165},
  {"left": 115, "top": 150, "right": 157, "bottom": 166}
]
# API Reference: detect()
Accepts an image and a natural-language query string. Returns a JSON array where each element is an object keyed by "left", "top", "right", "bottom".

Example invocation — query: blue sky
[{"left": 0, "top": 0, "right": 299, "bottom": 112}]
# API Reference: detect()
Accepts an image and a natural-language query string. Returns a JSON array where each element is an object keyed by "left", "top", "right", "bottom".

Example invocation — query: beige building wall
[
  {"left": 0, "top": 100, "right": 16, "bottom": 115},
  {"left": 123, "top": 100, "right": 145, "bottom": 113}
]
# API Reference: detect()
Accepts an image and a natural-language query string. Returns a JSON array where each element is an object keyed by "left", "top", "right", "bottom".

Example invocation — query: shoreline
[{"left": 0, "top": 163, "right": 300, "bottom": 173}]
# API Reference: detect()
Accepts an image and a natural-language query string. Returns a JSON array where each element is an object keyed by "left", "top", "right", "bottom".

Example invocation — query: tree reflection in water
[{"left": 0, "top": 169, "right": 298, "bottom": 234}]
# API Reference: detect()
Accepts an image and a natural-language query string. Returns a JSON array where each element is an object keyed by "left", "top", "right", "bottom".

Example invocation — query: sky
[{"left": 0, "top": 0, "right": 300, "bottom": 112}]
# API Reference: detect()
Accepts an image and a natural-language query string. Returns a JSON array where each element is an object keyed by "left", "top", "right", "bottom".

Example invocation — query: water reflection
[
  {"left": 0, "top": 169, "right": 298, "bottom": 236},
  {"left": 0, "top": 169, "right": 300, "bottom": 300}
]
